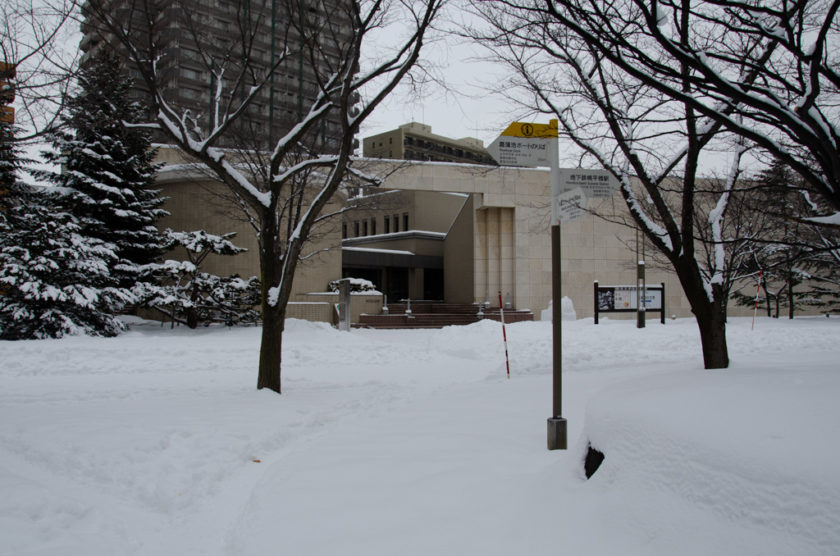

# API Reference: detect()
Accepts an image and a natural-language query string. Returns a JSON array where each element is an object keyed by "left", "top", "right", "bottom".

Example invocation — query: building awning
[{"left": 342, "top": 247, "right": 442, "bottom": 269}]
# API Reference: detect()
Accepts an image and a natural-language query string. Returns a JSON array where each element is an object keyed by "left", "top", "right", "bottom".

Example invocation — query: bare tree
[
  {"left": 470, "top": 2, "right": 761, "bottom": 368},
  {"left": 483, "top": 0, "right": 840, "bottom": 218},
  {"left": 80, "top": 0, "right": 442, "bottom": 393},
  {"left": 1, "top": 0, "right": 80, "bottom": 141}
]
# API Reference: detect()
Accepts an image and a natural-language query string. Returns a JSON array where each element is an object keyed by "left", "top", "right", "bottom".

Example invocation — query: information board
[
  {"left": 594, "top": 283, "right": 666, "bottom": 325},
  {"left": 487, "top": 121, "right": 558, "bottom": 168}
]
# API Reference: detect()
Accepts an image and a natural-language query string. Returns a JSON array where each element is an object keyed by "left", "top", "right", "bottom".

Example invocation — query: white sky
[
  {"left": 39, "top": 2, "right": 746, "bottom": 174},
  {"left": 358, "top": 37, "right": 523, "bottom": 147}
]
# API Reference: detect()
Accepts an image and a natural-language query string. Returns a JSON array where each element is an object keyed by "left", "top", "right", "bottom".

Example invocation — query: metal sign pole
[
  {"left": 487, "top": 118, "right": 567, "bottom": 450},
  {"left": 547, "top": 120, "right": 567, "bottom": 451}
]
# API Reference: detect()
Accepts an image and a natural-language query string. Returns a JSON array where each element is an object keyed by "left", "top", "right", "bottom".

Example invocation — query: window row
[{"left": 343, "top": 213, "right": 410, "bottom": 239}]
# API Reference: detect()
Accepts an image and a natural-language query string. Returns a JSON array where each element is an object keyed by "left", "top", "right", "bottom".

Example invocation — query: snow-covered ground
[{"left": 1, "top": 314, "right": 838, "bottom": 555}]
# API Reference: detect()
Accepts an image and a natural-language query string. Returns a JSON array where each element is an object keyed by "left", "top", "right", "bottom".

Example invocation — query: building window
[
  {"left": 182, "top": 48, "right": 201, "bottom": 61},
  {"left": 393, "top": 214, "right": 399, "bottom": 233},
  {"left": 342, "top": 222, "right": 347, "bottom": 239},
  {"left": 182, "top": 88, "right": 202, "bottom": 100},
  {"left": 403, "top": 212, "right": 409, "bottom": 231},
  {"left": 181, "top": 67, "right": 202, "bottom": 81},
  {"left": 370, "top": 218, "right": 376, "bottom": 235},
  {"left": 354, "top": 221, "right": 360, "bottom": 237},
  {"left": 384, "top": 216, "right": 390, "bottom": 234},
  {"left": 363, "top": 220, "right": 368, "bottom": 236}
]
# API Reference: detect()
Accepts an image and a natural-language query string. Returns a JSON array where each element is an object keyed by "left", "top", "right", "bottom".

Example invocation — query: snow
[
  {"left": 809, "top": 212, "right": 840, "bottom": 226},
  {"left": 266, "top": 286, "right": 280, "bottom": 307},
  {"left": 342, "top": 246, "right": 415, "bottom": 256},
  {"left": 1, "top": 315, "right": 839, "bottom": 554}
]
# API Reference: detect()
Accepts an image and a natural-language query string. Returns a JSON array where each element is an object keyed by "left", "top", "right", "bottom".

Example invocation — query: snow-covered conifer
[
  {"left": 144, "top": 230, "right": 260, "bottom": 328},
  {"left": 40, "top": 50, "right": 166, "bottom": 290},
  {"left": 0, "top": 122, "right": 131, "bottom": 339}
]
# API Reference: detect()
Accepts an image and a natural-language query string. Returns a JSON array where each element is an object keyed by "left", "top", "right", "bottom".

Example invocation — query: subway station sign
[
  {"left": 487, "top": 121, "right": 558, "bottom": 168},
  {"left": 556, "top": 168, "right": 618, "bottom": 198}
]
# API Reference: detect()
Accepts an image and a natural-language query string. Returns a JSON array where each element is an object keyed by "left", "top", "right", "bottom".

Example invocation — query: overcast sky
[{"left": 358, "top": 37, "right": 523, "bottom": 148}]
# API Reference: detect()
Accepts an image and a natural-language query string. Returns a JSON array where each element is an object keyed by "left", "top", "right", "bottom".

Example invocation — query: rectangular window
[
  {"left": 393, "top": 214, "right": 399, "bottom": 233},
  {"left": 354, "top": 221, "right": 360, "bottom": 237},
  {"left": 384, "top": 216, "right": 390, "bottom": 234},
  {"left": 370, "top": 218, "right": 376, "bottom": 235},
  {"left": 182, "top": 48, "right": 201, "bottom": 61},
  {"left": 342, "top": 222, "right": 347, "bottom": 239},
  {"left": 182, "top": 88, "right": 202, "bottom": 100},
  {"left": 181, "top": 67, "right": 202, "bottom": 81},
  {"left": 403, "top": 212, "right": 409, "bottom": 231},
  {"left": 363, "top": 220, "right": 368, "bottom": 236}
]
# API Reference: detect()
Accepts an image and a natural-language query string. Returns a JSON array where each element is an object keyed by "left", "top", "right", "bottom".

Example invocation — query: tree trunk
[
  {"left": 256, "top": 218, "right": 285, "bottom": 394},
  {"left": 762, "top": 277, "right": 772, "bottom": 318},
  {"left": 257, "top": 305, "right": 284, "bottom": 393},
  {"left": 787, "top": 276, "right": 795, "bottom": 319},
  {"left": 675, "top": 259, "right": 729, "bottom": 369},
  {"left": 694, "top": 303, "right": 729, "bottom": 369}
]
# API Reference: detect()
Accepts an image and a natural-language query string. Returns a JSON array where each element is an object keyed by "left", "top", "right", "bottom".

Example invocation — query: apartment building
[
  {"left": 364, "top": 122, "right": 496, "bottom": 165},
  {"left": 79, "top": 0, "right": 352, "bottom": 150}
]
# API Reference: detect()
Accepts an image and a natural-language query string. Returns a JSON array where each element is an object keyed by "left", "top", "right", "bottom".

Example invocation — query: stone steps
[{"left": 357, "top": 303, "right": 533, "bottom": 329}]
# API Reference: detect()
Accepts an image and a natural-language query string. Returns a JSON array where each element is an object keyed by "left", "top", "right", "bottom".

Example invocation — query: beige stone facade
[
  {"left": 154, "top": 147, "right": 759, "bottom": 324},
  {"left": 364, "top": 161, "right": 694, "bottom": 320},
  {"left": 154, "top": 147, "right": 347, "bottom": 321}
]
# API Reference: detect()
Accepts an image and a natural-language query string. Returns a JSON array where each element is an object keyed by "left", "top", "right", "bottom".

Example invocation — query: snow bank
[{"left": 1, "top": 316, "right": 838, "bottom": 555}]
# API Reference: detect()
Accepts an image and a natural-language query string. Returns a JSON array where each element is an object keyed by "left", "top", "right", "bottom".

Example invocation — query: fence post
[
  {"left": 660, "top": 282, "right": 666, "bottom": 324},
  {"left": 593, "top": 281, "right": 599, "bottom": 325}
]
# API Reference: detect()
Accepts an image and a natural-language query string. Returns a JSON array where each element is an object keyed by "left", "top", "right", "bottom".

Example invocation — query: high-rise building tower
[{"left": 79, "top": 0, "right": 353, "bottom": 151}]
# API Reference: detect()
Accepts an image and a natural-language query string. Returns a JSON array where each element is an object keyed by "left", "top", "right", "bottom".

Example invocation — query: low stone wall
[{"left": 289, "top": 292, "right": 383, "bottom": 324}]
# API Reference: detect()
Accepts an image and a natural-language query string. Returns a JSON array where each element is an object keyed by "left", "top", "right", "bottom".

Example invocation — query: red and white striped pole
[
  {"left": 498, "top": 291, "right": 510, "bottom": 379},
  {"left": 751, "top": 270, "right": 763, "bottom": 331}
]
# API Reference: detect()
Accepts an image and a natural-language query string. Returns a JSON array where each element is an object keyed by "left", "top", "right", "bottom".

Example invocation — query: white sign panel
[
  {"left": 553, "top": 187, "right": 586, "bottom": 223},
  {"left": 556, "top": 168, "right": 618, "bottom": 198},
  {"left": 488, "top": 136, "right": 552, "bottom": 167},
  {"left": 487, "top": 121, "right": 558, "bottom": 168}
]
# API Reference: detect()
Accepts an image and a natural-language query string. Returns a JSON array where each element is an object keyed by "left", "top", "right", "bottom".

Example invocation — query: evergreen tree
[
  {"left": 733, "top": 159, "right": 840, "bottom": 317},
  {"left": 142, "top": 230, "right": 261, "bottom": 328},
  {"left": 41, "top": 50, "right": 166, "bottom": 291},
  {"left": 0, "top": 121, "right": 130, "bottom": 339}
]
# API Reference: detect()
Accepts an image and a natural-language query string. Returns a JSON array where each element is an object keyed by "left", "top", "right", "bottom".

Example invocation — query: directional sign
[
  {"left": 556, "top": 168, "right": 618, "bottom": 198},
  {"left": 487, "top": 121, "right": 558, "bottom": 168},
  {"left": 554, "top": 187, "right": 585, "bottom": 223}
]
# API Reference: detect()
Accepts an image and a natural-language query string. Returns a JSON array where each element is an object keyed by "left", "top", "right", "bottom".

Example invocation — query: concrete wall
[
  {"left": 289, "top": 292, "right": 383, "bottom": 323},
  {"left": 444, "top": 195, "right": 475, "bottom": 304},
  {"left": 155, "top": 148, "right": 343, "bottom": 302},
  {"left": 157, "top": 151, "right": 781, "bottom": 325},
  {"left": 364, "top": 160, "right": 695, "bottom": 320}
]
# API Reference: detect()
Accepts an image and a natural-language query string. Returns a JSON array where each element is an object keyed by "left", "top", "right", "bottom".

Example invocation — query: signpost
[{"left": 490, "top": 120, "right": 569, "bottom": 450}]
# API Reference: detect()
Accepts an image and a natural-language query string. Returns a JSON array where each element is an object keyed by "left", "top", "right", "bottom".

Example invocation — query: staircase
[{"left": 356, "top": 302, "right": 534, "bottom": 329}]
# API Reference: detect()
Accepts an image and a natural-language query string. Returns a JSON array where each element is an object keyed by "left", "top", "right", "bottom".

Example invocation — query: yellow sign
[{"left": 499, "top": 120, "right": 558, "bottom": 139}]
